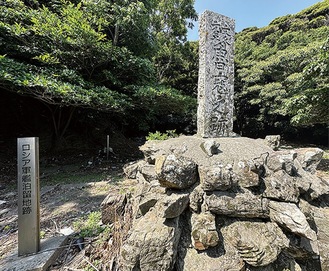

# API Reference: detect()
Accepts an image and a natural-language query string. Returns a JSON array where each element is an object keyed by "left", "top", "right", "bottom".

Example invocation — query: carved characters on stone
[{"left": 197, "top": 11, "right": 235, "bottom": 138}]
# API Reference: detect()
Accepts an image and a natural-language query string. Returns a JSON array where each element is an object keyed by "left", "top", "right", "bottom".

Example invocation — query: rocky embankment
[{"left": 102, "top": 136, "right": 329, "bottom": 271}]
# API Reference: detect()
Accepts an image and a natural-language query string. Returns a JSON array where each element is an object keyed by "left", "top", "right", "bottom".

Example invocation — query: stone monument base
[{"left": 1, "top": 236, "right": 68, "bottom": 271}]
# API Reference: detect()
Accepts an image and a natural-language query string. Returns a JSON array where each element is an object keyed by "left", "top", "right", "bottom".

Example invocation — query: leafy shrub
[
  {"left": 73, "top": 211, "right": 105, "bottom": 237},
  {"left": 146, "top": 129, "right": 178, "bottom": 141}
]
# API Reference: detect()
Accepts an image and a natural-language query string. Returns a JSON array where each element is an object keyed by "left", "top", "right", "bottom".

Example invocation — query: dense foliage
[
  {"left": 0, "top": 0, "right": 327, "bottom": 147},
  {"left": 0, "top": 0, "right": 197, "bottom": 146},
  {"left": 234, "top": 1, "right": 329, "bottom": 141}
]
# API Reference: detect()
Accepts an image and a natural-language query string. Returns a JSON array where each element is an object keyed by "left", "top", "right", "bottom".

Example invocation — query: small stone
[
  {"left": 160, "top": 192, "right": 190, "bottom": 219},
  {"left": 265, "top": 135, "right": 281, "bottom": 150},
  {"left": 191, "top": 212, "right": 219, "bottom": 250},
  {"left": 202, "top": 139, "right": 221, "bottom": 156}
]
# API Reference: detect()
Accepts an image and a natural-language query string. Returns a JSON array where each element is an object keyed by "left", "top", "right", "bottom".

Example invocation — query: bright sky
[{"left": 187, "top": 0, "right": 323, "bottom": 40}]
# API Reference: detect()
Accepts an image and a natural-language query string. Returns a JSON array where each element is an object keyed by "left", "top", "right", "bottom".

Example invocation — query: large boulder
[
  {"left": 295, "top": 148, "right": 324, "bottom": 174},
  {"left": 199, "top": 164, "right": 235, "bottom": 191},
  {"left": 263, "top": 170, "right": 300, "bottom": 203},
  {"left": 268, "top": 201, "right": 317, "bottom": 241},
  {"left": 155, "top": 154, "right": 198, "bottom": 189},
  {"left": 312, "top": 206, "right": 329, "bottom": 270},
  {"left": 223, "top": 221, "right": 289, "bottom": 267},
  {"left": 205, "top": 189, "right": 269, "bottom": 218},
  {"left": 120, "top": 209, "right": 181, "bottom": 271}
]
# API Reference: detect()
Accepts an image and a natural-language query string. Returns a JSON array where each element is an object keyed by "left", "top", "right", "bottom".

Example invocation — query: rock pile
[{"left": 102, "top": 136, "right": 329, "bottom": 271}]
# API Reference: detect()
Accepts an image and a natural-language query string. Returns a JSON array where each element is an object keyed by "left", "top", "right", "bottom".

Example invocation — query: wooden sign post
[{"left": 17, "top": 137, "right": 40, "bottom": 256}]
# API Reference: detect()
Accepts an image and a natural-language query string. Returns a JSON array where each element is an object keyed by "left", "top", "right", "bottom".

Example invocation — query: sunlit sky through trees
[{"left": 187, "top": 0, "right": 323, "bottom": 40}]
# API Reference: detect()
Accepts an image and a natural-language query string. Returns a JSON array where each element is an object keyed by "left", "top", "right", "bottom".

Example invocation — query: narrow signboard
[{"left": 17, "top": 137, "right": 40, "bottom": 256}]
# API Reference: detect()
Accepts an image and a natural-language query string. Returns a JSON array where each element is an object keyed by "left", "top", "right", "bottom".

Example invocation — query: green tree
[
  {"left": 234, "top": 1, "right": 329, "bottom": 140},
  {"left": 0, "top": 0, "right": 198, "bottom": 146}
]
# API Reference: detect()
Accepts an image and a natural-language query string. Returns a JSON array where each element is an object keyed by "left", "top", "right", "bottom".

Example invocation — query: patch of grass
[
  {"left": 73, "top": 211, "right": 105, "bottom": 238},
  {"left": 42, "top": 172, "right": 105, "bottom": 186},
  {"left": 322, "top": 149, "right": 329, "bottom": 160},
  {"left": 146, "top": 129, "right": 179, "bottom": 141}
]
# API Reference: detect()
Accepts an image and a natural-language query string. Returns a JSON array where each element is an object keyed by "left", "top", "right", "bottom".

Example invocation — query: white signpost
[{"left": 17, "top": 137, "right": 40, "bottom": 256}]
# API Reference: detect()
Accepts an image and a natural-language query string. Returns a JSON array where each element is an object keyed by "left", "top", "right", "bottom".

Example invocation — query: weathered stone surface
[
  {"left": 138, "top": 197, "right": 158, "bottom": 216},
  {"left": 263, "top": 170, "right": 299, "bottom": 203},
  {"left": 120, "top": 209, "right": 181, "bottom": 271},
  {"left": 101, "top": 193, "right": 127, "bottom": 224},
  {"left": 295, "top": 148, "right": 324, "bottom": 174},
  {"left": 223, "top": 221, "right": 289, "bottom": 267},
  {"left": 236, "top": 160, "right": 260, "bottom": 188},
  {"left": 123, "top": 160, "right": 146, "bottom": 179},
  {"left": 294, "top": 160, "right": 329, "bottom": 200},
  {"left": 201, "top": 139, "right": 221, "bottom": 156},
  {"left": 199, "top": 164, "right": 235, "bottom": 191},
  {"left": 176, "top": 245, "right": 245, "bottom": 271},
  {"left": 245, "top": 253, "right": 302, "bottom": 271},
  {"left": 155, "top": 154, "right": 198, "bottom": 189},
  {"left": 191, "top": 212, "right": 219, "bottom": 250},
  {"left": 266, "top": 150, "right": 297, "bottom": 176},
  {"left": 197, "top": 11, "right": 235, "bottom": 138},
  {"left": 268, "top": 201, "right": 317, "bottom": 241},
  {"left": 312, "top": 206, "right": 329, "bottom": 271},
  {"left": 140, "top": 136, "right": 274, "bottom": 169},
  {"left": 205, "top": 190, "right": 269, "bottom": 218},
  {"left": 140, "top": 164, "right": 157, "bottom": 182},
  {"left": 264, "top": 135, "right": 281, "bottom": 151},
  {"left": 189, "top": 185, "right": 204, "bottom": 213},
  {"left": 160, "top": 192, "right": 190, "bottom": 219}
]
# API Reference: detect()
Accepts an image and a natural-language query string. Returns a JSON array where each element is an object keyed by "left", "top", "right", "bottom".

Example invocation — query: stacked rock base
[{"left": 102, "top": 136, "right": 329, "bottom": 271}]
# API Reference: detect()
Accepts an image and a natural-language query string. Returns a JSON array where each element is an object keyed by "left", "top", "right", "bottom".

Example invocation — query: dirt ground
[{"left": 0, "top": 148, "right": 133, "bottom": 270}]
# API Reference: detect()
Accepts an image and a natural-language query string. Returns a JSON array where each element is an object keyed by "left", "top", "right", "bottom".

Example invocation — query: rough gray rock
[
  {"left": 264, "top": 135, "right": 281, "bottom": 151},
  {"left": 245, "top": 253, "right": 302, "bottom": 271},
  {"left": 120, "top": 209, "right": 181, "bottom": 271},
  {"left": 123, "top": 160, "right": 146, "bottom": 179},
  {"left": 295, "top": 148, "right": 324, "bottom": 174},
  {"left": 140, "top": 164, "right": 157, "bottom": 182},
  {"left": 236, "top": 160, "right": 260, "bottom": 188},
  {"left": 263, "top": 170, "right": 300, "bottom": 203},
  {"left": 312, "top": 206, "right": 329, "bottom": 270},
  {"left": 155, "top": 154, "right": 198, "bottom": 189},
  {"left": 294, "top": 160, "right": 329, "bottom": 200},
  {"left": 112, "top": 135, "right": 328, "bottom": 271},
  {"left": 266, "top": 150, "right": 297, "bottom": 176},
  {"left": 268, "top": 201, "right": 317, "bottom": 241},
  {"left": 176, "top": 245, "right": 245, "bottom": 271},
  {"left": 159, "top": 192, "right": 190, "bottom": 219},
  {"left": 189, "top": 185, "right": 204, "bottom": 213},
  {"left": 223, "top": 221, "right": 289, "bottom": 267},
  {"left": 201, "top": 139, "right": 221, "bottom": 156},
  {"left": 205, "top": 189, "right": 269, "bottom": 218},
  {"left": 199, "top": 164, "right": 235, "bottom": 191},
  {"left": 191, "top": 212, "right": 219, "bottom": 250}
]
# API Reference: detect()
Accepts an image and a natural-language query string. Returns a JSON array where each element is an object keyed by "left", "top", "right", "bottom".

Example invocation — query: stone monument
[{"left": 197, "top": 11, "right": 235, "bottom": 138}]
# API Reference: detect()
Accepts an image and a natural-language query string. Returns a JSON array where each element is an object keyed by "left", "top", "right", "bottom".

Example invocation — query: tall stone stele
[{"left": 197, "top": 11, "right": 235, "bottom": 138}]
